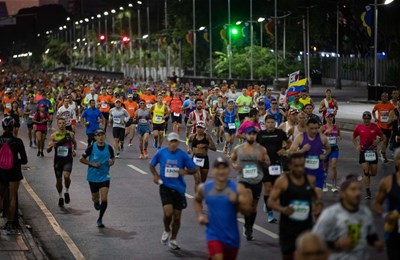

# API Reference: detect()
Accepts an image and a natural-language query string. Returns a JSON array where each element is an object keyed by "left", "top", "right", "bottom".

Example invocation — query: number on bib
[
  {"left": 289, "top": 200, "right": 310, "bottom": 221},
  {"left": 173, "top": 112, "right": 180, "bottom": 117},
  {"left": 380, "top": 112, "right": 389, "bottom": 123},
  {"left": 113, "top": 117, "right": 121, "bottom": 124},
  {"left": 243, "top": 106, "right": 250, "bottom": 113},
  {"left": 146, "top": 104, "right": 153, "bottom": 109},
  {"left": 165, "top": 167, "right": 179, "bottom": 178},
  {"left": 364, "top": 150, "right": 376, "bottom": 162},
  {"left": 305, "top": 156, "right": 319, "bottom": 170},
  {"left": 228, "top": 123, "right": 236, "bottom": 129},
  {"left": 268, "top": 165, "right": 281, "bottom": 176},
  {"left": 155, "top": 115, "right": 163, "bottom": 122},
  {"left": 243, "top": 164, "right": 258, "bottom": 178},
  {"left": 101, "top": 103, "right": 108, "bottom": 108},
  {"left": 193, "top": 157, "right": 205, "bottom": 167},
  {"left": 5, "top": 103, "right": 11, "bottom": 109},
  {"left": 328, "top": 136, "right": 337, "bottom": 145},
  {"left": 57, "top": 146, "right": 69, "bottom": 157}
]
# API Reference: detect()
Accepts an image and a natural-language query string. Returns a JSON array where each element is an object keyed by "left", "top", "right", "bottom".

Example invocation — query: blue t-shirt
[
  {"left": 87, "top": 143, "right": 111, "bottom": 182},
  {"left": 37, "top": 99, "right": 52, "bottom": 113},
  {"left": 82, "top": 108, "right": 102, "bottom": 134},
  {"left": 182, "top": 99, "right": 196, "bottom": 117},
  {"left": 151, "top": 147, "right": 196, "bottom": 195}
]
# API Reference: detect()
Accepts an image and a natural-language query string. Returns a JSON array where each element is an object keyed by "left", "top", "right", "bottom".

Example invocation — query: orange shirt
[
  {"left": 247, "top": 89, "right": 255, "bottom": 97},
  {"left": 83, "top": 87, "right": 91, "bottom": 97},
  {"left": 124, "top": 100, "right": 139, "bottom": 118},
  {"left": 140, "top": 94, "right": 157, "bottom": 109},
  {"left": 98, "top": 95, "right": 112, "bottom": 113},
  {"left": 3, "top": 96, "right": 16, "bottom": 114},
  {"left": 373, "top": 102, "right": 395, "bottom": 129},
  {"left": 170, "top": 96, "right": 183, "bottom": 114},
  {"left": 163, "top": 96, "right": 172, "bottom": 105}
]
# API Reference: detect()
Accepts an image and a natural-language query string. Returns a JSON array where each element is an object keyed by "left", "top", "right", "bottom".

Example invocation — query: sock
[
  {"left": 59, "top": 193, "right": 62, "bottom": 198},
  {"left": 65, "top": 188, "right": 69, "bottom": 193},
  {"left": 264, "top": 196, "right": 270, "bottom": 212},
  {"left": 99, "top": 202, "right": 108, "bottom": 220}
]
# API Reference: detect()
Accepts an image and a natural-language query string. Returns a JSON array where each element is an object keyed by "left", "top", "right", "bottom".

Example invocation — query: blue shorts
[
  {"left": 224, "top": 127, "right": 236, "bottom": 136},
  {"left": 324, "top": 150, "right": 339, "bottom": 163},
  {"left": 306, "top": 170, "right": 325, "bottom": 189},
  {"left": 137, "top": 124, "right": 151, "bottom": 136}
]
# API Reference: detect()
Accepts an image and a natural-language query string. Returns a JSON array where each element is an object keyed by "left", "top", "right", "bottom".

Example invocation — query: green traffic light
[{"left": 231, "top": 28, "right": 238, "bottom": 35}]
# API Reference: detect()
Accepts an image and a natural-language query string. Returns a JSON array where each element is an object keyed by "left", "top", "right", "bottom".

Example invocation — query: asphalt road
[{"left": 16, "top": 121, "right": 390, "bottom": 260}]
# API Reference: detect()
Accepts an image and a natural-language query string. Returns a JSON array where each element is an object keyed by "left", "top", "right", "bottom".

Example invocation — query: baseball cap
[
  {"left": 95, "top": 129, "right": 105, "bottom": 135},
  {"left": 5, "top": 88, "right": 11, "bottom": 93},
  {"left": 227, "top": 99, "right": 235, "bottom": 104},
  {"left": 115, "top": 99, "right": 121, "bottom": 103},
  {"left": 222, "top": 80, "right": 227, "bottom": 84},
  {"left": 244, "top": 126, "right": 258, "bottom": 134},
  {"left": 127, "top": 94, "right": 133, "bottom": 98},
  {"left": 211, "top": 81, "right": 215, "bottom": 86},
  {"left": 196, "top": 120, "right": 206, "bottom": 128},
  {"left": 167, "top": 132, "right": 180, "bottom": 142},
  {"left": 213, "top": 156, "right": 229, "bottom": 168}
]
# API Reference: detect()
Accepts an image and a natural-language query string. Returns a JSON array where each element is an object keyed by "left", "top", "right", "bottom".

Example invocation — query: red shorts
[{"left": 207, "top": 240, "right": 238, "bottom": 260}]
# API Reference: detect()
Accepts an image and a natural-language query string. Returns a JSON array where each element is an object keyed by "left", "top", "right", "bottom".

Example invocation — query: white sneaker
[
  {"left": 115, "top": 153, "right": 120, "bottom": 158},
  {"left": 128, "top": 143, "right": 133, "bottom": 147},
  {"left": 160, "top": 231, "right": 170, "bottom": 245},
  {"left": 322, "top": 186, "right": 329, "bottom": 192},
  {"left": 331, "top": 186, "right": 338, "bottom": 193},
  {"left": 168, "top": 239, "right": 180, "bottom": 250}
]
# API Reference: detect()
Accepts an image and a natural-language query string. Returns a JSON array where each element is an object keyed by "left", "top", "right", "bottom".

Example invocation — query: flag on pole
[
  {"left": 185, "top": 31, "right": 193, "bottom": 45},
  {"left": 286, "top": 78, "right": 307, "bottom": 102},
  {"left": 220, "top": 28, "right": 228, "bottom": 45},
  {"left": 265, "top": 19, "right": 274, "bottom": 39},
  {"left": 361, "top": 5, "right": 373, "bottom": 37},
  {"left": 289, "top": 71, "right": 300, "bottom": 84}
]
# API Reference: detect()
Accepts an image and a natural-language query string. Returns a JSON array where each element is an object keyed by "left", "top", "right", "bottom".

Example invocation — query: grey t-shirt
[
  {"left": 109, "top": 107, "right": 130, "bottom": 129},
  {"left": 313, "top": 203, "right": 376, "bottom": 260},
  {"left": 25, "top": 103, "right": 38, "bottom": 124}
]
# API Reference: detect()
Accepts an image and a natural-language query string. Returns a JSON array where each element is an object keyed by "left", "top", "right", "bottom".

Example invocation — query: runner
[
  {"left": 170, "top": 89, "right": 184, "bottom": 134},
  {"left": 32, "top": 104, "right": 50, "bottom": 157},
  {"left": 56, "top": 96, "right": 76, "bottom": 132},
  {"left": 182, "top": 92, "right": 196, "bottom": 144},
  {"left": 313, "top": 174, "right": 383, "bottom": 259},
  {"left": 318, "top": 89, "right": 338, "bottom": 124},
  {"left": 289, "top": 94, "right": 304, "bottom": 111},
  {"left": 188, "top": 121, "right": 217, "bottom": 192},
  {"left": 186, "top": 98, "right": 210, "bottom": 135},
  {"left": 23, "top": 95, "right": 38, "bottom": 147},
  {"left": 236, "top": 87, "right": 253, "bottom": 123},
  {"left": 289, "top": 118, "right": 331, "bottom": 197},
  {"left": 257, "top": 101, "right": 268, "bottom": 131},
  {"left": 134, "top": 100, "right": 152, "bottom": 158},
  {"left": 80, "top": 128, "right": 115, "bottom": 228},
  {"left": 352, "top": 111, "right": 385, "bottom": 199},
  {"left": 2, "top": 88, "right": 16, "bottom": 115},
  {"left": 303, "top": 103, "right": 322, "bottom": 126},
  {"left": 299, "top": 89, "right": 314, "bottom": 107},
  {"left": 321, "top": 112, "right": 341, "bottom": 192},
  {"left": 373, "top": 148, "right": 400, "bottom": 260},
  {"left": 237, "top": 109, "right": 261, "bottom": 139},
  {"left": 391, "top": 89, "right": 399, "bottom": 109},
  {"left": 220, "top": 99, "right": 239, "bottom": 155},
  {"left": 279, "top": 108, "right": 299, "bottom": 142},
  {"left": 212, "top": 95, "right": 225, "bottom": 144},
  {"left": 109, "top": 99, "right": 130, "bottom": 158},
  {"left": 372, "top": 92, "right": 395, "bottom": 163},
  {"left": 231, "top": 126, "right": 270, "bottom": 241},
  {"left": 8, "top": 101, "right": 22, "bottom": 137},
  {"left": 151, "top": 93, "right": 170, "bottom": 149},
  {"left": 257, "top": 115, "right": 290, "bottom": 223},
  {"left": 388, "top": 105, "right": 400, "bottom": 150},
  {"left": 268, "top": 153, "right": 321, "bottom": 260},
  {"left": 81, "top": 99, "right": 104, "bottom": 146},
  {"left": 267, "top": 99, "right": 285, "bottom": 127},
  {"left": 124, "top": 94, "right": 139, "bottom": 147},
  {"left": 47, "top": 117, "right": 77, "bottom": 207},
  {"left": 98, "top": 88, "right": 112, "bottom": 132},
  {"left": 149, "top": 132, "right": 197, "bottom": 250},
  {"left": 194, "top": 156, "right": 253, "bottom": 260}
]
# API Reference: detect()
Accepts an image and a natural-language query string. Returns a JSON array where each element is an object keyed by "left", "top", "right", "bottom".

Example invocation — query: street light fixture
[
  {"left": 257, "top": 17, "right": 265, "bottom": 23},
  {"left": 84, "top": 18, "right": 89, "bottom": 22},
  {"left": 198, "top": 26, "right": 205, "bottom": 31},
  {"left": 235, "top": 21, "right": 242, "bottom": 25},
  {"left": 120, "top": 7, "right": 124, "bottom": 10},
  {"left": 79, "top": 20, "right": 83, "bottom": 23},
  {"left": 142, "top": 34, "right": 149, "bottom": 39},
  {"left": 137, "top": 1, "right": 143, "bottom": 4},
  {"left": 111, "top": 9, "right": 116, "bottom": 14},
  {"left": 128, "top": 3, "right": 133, "bottom": 7},
  {"left": 97, "top": 14, "right": 101, "bottom": 18},
  {"left": 104, "top": 11, "right": 109, "bottom": 16},
  {"left": 66, "top": 17, "right": 70, "bottom": 21}
]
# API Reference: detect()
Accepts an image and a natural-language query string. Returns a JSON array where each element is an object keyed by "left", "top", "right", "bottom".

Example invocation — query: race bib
[
  {"left": 243, "top": 164, "right": 258, "bottom": 178},
  {"left": 228, "top": 123, "right": 236, "bottom": 129},
  {"left": 139, "top": 119, "right": 148, "bottom": 124},
  {"left": 155, "top": 115, "right": 163, "bottom": 122},
  {"left": 364, "top": 150, "right": 376, "bottom": 162},
  {"left": 57, "top": 146, "right": 69, "bottom": 157},
  {"left": 289, "top": 200, "right": 311, "bottom": 221},
  {"left": 268, "top": 165, "right": 281, "bottom": 176},
  {"left": 327, "top": 108, "right": 335, "bottom": 114},
  {"left": 173, "top": 112, "right": 180, "bottom": 117},
  {"left": 305, "top": 156, "right": 319, "bottom": 170},
  {"left": 146, "top": 103, "right": 153, "bottom": 109},
  {"left": 165, "top": 167, "right": 179, "bottom": 178},
  {"left": 243, "top": 106, "right": 250, "bottom": 113},
  {"left": 5, "top": 103, "right": 11, "bottom": 109},
  {"left": 113, "top": 117, "right": 121, "bottom": 124},
  {"left": 328, "top": 136, "right": 337, "bottom": 145},
  {"left": 193, "top": 157, "right": 205, "bottom": 167},
  {"left": 29, "top": 115, "right": 34, "bottom": 119},
  {"left": 380, "top": 112, "right": 389, "bottom": 123},
  {"left": 101, "top": 103, "right": 108, "bottom": 108}
]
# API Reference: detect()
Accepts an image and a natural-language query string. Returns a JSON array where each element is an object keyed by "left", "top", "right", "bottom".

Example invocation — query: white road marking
[
  {"left": 21, "top": 179, "right": 86, "bottom": 260},
  {"left": 216, "top": 150, "right": 224, "bottom": 153},
  {"left": 237, "top": 218, "right": 279, "bottom": 240},
  {"left": 127, "top": 164, "right": 148, "bottom": 175},
  {"left": 178, "top": 139, "right": 186, "bottom": 143},
  {"left": 185, "top": 193, "right": 194, "bottom": 199},
  {"left": 79, "top": 141, "right": 88, "bottom": 146}
]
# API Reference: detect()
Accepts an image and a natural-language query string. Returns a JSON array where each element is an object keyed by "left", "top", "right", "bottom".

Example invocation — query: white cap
[{"left": 167, "top": 132, "right": 180, "bottom": 141}]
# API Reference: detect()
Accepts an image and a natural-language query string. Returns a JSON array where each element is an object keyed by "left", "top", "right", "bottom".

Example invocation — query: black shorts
[
  {"left": 239, "top": 181, "right": 262, "bottom": 201},
  {"left": 262, "top": 166, "right": 280, "bottom": 184},
  {"left": 54, "top": 160, "right": 73, "bottom": 178},
  {"left": 184, "top": 116, "right": 189, "bottom": 125},
  {"left": 238, "top": 113, "right": 249, "bottom": 122},
  {"left": 214, "top": 117, "right": 222, "bottom": 127},
  {"left": 89, "top": 180, "right": 110, "bottom": 193},
  {"left": 381, "top": 128, "right": 392, "bottom": 140},
  {"left": 359, "top": 151, "right": 378, "bottom": 165},
  {"left": 125, "top": 118, "right": 134, "bottom": 128},
  {"left": 102, "top": 112, "right": 109, "bottom": 121},
  {"left": 66, "top": 125, "right": 73, "bottom": 132},
  {"left": 192, "top": 154, "right": 210, "bottom": 170},
  {"left": 112, "top": 127, "right": 125, "bottom": 141},
  {"left": 153, "top": 123, "right": 166, "bottom": 131},
  {"left": 159, "top": 185, "right": 187, "bottom": 210},
  {"left": 171, "top": 114, "right": 182, "bottom": 124},
  {"left": 27, "top": 123, "right": 33, "bottom": 129}
]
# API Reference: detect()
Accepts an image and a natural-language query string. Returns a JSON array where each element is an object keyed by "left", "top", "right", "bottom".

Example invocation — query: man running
[
  {"left": 220, "top": 99, "right": 239, "bottom": 155},
  {"left": 257, "top": 115, "right": 290, "bottom": 223},
  {"left": 170, "top": 89, "right": 184, "bottom": 134},
  {"left": 182, "top": 92, "right": 196, "bottom": 144},
  {"left": 236, "top": 87, "right": 253, "bottom": 124},
  {"left": 47, "top": 117, "right": 77, "bottom": 207},
  {"left": 81, "top": 99, "right": 104, "bottom": 146},
  {"left": 194, "top": 156, "right": 253, "bottom": 260},
  {"left": 352, "top": 111, "right": 385, "bottom": 199},
  {"left": 57, "top": 96, "right": 76, "bottom": 132},
  {"left": 109, "top": 99, "right": 130, "bottom": 158},
  {"left": 23, "top": 95, "right": 37, "bottom": 147},
  {"left": 151, "top": 93, "right": 170, "bottom": 149},
  {"left": 231, "top": 126, "right": 270, "bottom": 241},
  {"left": 134, "top": 100, "right": 152, "bottom": 159},
  {"left": 318, "top": 89, "right": 338, "bottom": 124},
  {"left": 268, "top": 153, "right": 321, "bottom": 260},
  {"left": 98, "top": 88, "right": 112, "bottom": 132},
  {"left": 313, "top": 174, "right": 383, "bottom": 259},
  {"left": 80, "top": 129, "right": 115, "bottom": 228},
  {"left": 149, "top": 132, "right": 197, "bottom": 250},
  {"left": 187, "top": 98, "right": 210, "bottom": 136},
  {"left": 372, "top": 92, "right": 395, "bottom": 163}
]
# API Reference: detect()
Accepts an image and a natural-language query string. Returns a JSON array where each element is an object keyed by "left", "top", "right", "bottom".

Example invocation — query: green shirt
[
  {"left": 290, "top": 101, "right": 304, "bottom": 111},
  {"left": 236, "top": 95, "right": 252, "bottom": 114}
]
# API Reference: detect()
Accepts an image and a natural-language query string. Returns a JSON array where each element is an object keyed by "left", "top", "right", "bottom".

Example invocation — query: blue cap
[{"left": 244, "top": 126, "right": 258, "bottom": 134}]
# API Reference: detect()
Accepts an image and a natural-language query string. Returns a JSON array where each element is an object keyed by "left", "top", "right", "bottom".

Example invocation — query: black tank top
[
  {"left": 279, "top": 175, "right": 314, "bottom": 233},
  {"left": 191, "top": 134, "right": 209, "bottom": 149}
]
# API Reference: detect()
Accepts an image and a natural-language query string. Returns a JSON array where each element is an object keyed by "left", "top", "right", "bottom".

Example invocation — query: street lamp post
[
  {"left": 209, "top": 0, "right": 212, "bottom": 78},
  {"left": 193, "top": 0, "right": 196, "bottom": 77},
  {"left": 147, "top": 0, "right": 151, "bottom": 79},
  {"left": 250, "top": 0, "right": 253, "bottom": 80},
  {"left": 104, "top": 11, "right": 109, "bottom": 61},
  {"left": 138, "top": 4, "right": 143, "bottom": 78},
  {"left": 257, "top": 17, "right": 265, "bottom": 47},
  {"left": 274, "top": 0, "right": 278, "bottom": 88},
  {"left": 228, "top": 0, "right": 231, "bottom": 79},
  {"left": 335, "top": 2, "right": 341, "bottom": 89}
]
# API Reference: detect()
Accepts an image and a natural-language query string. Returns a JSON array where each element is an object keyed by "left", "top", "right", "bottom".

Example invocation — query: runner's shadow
[
  {"left": 59, "top": 207, "right": 90, "bottom": 216},
  {"left": 96, "top": 227, "right": 137, "bottom": 240},
  {"left": 169, "top": 249, "right": 208, "bottom": 259}
]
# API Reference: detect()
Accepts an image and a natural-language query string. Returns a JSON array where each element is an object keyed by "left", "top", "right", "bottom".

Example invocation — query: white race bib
[
  {"left": 165, "top": 167, "right": 179, "bottom": 178},
  {"left": 228, "top": 123, "right": 236, "bottom": 129},
  {"left": 173, "top": 112, "right": 180, "bottom": 117},
  {"left": 155, "top": 115, "right": 163, "bottom": 122},
  {"left": 5, "top": 103, "right": 11, "bottom": 109},
  {"left": 146, "top": 103, "right": 153, "bottom": 109},
  {"left": 243, "top": 164, "right": 258, "bottom": 178},
  {"left": 289, "top": 200, "right": 310, "bottom": 221},
  {"left": 380, "top": 112, "right": 389, "bottom": 123},
  {"left": 328, "top": 136, "right": 337, "bottom": 145},
  {"left": 29, "top": 115, "right": 34, "bottom": 119},
  {"left": 327, "top": 108, "right": 335, "bottom": 114},
  {"left": 305, "top": 156, "right": 319, "bottom": 170},
  {"left": 193, "top": 157, "right": 205, "bottom": 167},
  {"left": 101, "top": 103, "right": 108, "bottom": 108},
  {"left": 364, "top": 150, "right": 376, "bottom": 162},
  {"left": 139, "top": 119, "right": 148, "bottom": 124},
  {"left": 268, "top": 165, "right": 281, "bottom": 176},
  {"left": 113, "top": 117, "right": 121, "bottom": 124},
  {"left": 57, "top": 146, "right": 69, "bottom": 157},
  {"left": 243, "top": 106, "right": 250, "bottom": 113}
]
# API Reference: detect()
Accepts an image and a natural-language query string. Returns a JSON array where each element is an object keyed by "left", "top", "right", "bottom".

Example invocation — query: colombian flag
[{"left": 286, "top": 78, "right": 307, "bottom": 102}]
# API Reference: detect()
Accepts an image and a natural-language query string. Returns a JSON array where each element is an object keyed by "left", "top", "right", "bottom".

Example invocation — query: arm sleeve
[{"left": 82, "top": 145, "right": 93, "bottom": 158}]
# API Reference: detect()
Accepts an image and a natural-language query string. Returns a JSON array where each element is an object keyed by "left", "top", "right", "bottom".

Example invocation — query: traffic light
[
  {"left": 229, "top": 26, "right": 241, "bottom": 38},
  {"left": 99, "top": 34, "right": 106, "bottom": 41},
  {"left": 121, "top": 35, "right": 130, "bottom": 43},
  {"left": 231, "top": 28, "right": 238, "bottom": 35}
]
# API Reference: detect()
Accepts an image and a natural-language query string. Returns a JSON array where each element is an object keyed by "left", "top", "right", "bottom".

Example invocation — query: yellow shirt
[
  {"left": 152, "top": 103, "right": 165, "bottom": 124},
  {"left": 299, "top": 97, "right": 312, "bottom": 106}
]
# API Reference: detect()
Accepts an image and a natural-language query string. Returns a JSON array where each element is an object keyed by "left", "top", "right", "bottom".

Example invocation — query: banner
[
  {"left": 361, "top": 5, "right": 373, "bottom": 37},
  {"left": 265, "top": 19, "right": 274, "bottom": 39},
  {"left": 289, "top": 71, "right": 300, "bottom": 84}
]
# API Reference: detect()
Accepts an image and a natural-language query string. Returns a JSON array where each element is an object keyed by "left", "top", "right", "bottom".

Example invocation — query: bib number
[
  {"left": 243, "top": 106, "right": 250, "bottom": 113},
  {"left": 139, "top": 119, "right": 148, "bottom": 124},
  {"left": 101, "top": 103, "right": 108, "bottom": 108},
  {"left": 328, "top": 136, "right": 337, "bottom": 145},
  {"left": 146, "top": 104, "right": 153, "bottom": 109},
  {"left": 5, "top": 103, "right": 11, "bottom": 109},
  {"left": 289, "top": 200, "right": 310, "bottom": 221},
  {"left": 173, "top": 112, "right": 180, "bottom": 117},
  {"left": 268, "top": 165, "right": 281, "bottom": 176},
  {"left": 228, "top": 123, "right": 236, "bottom": 129},
  {"left": 57, "top": 146, "right": 69, "bottom": 157},
  {"left": 364, "top": 150, "right": 376, "bottom": 162},
  {"left": 165, "top": 167, "right": 179, "bottom": 178},
  {"left": 305, "top": 156, "right": 319, "bottom": 170},
  {"left": 155, "top": 115, "right": 163, "bottom": 122},
  {"left": 381, "top": 113, "right": 389, "bottom": 123},
  {"left": 243, "top": 164, "right": 258, "bottom": 178},
  {"left": 113, "top": 117, "right": 121, "bottom": 124},
  {"left": 193, "top": 157, "right": 205, "bottom": 167}
]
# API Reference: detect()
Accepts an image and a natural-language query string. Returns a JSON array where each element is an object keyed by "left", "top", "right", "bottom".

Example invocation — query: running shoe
[
  {"left": 97, "top": 219, "right": 105, "bottom": 228},
  {"left": 263, "top": 204, "right": 268, "bottom": 213},
  {"left": 64, "top": 193, "right": 70, "bottom": 204},
  {"left": 115, "top": 153, "right": 120, "bottom": 159},
  {"left": 267, "top": 212, "right": 277, "bottom": 223},
  {"left": 331, "top": 186, "right": 338, "bottom": 193},
  {"left": 161, "top": 231, "right": 170, "bottom": 245},
  {"left": 322, "top": 186, "right": 329, "bottom": 192},
  {"left": 139, "top": 153, "right": 144, "bottom": 159},
  {"left": 168, "top": 240, "right": 180, "bottom": 250},
  {"left": 58, "top": 198, "right": 64, "bottom": 207},
  {"left": 40, "top": 152, "right": 44, "bottom": 157},
  {"left": 242, "top": 226, "right": 253, "bottom": 241},
  {"left": 380, "top": 152, "right": 389, "bottom": 163},
  {"left": 34, "top": 140, "right": 37, "bottom": 146},
  {"left": 120, "top": 144, "right": 124, "bottom": 151},
  {"left": 37, "top": 151, "right": 40, "bottom": 157},
  {"left": 128, "top": 143, "right": 133, "bottom": 147},
  {"left": 94, "top": 202, "right": 100, "bottom": 211},
  {"left": 185, "top": 137, "right": 189, "bottom": 145},
  {"left": 154, "top": 140, "right": 158, "bottom": 148}
]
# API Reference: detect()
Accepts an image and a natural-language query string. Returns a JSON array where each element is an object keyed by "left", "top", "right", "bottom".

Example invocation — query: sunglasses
[
  {"left": 363, "top": 117, "right": 371, "bottom": 119},
  {"left": 271, "top": 102, "right": 278, "bottom": 105}
]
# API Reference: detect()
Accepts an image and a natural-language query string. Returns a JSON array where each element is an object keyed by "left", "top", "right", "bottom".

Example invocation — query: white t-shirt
[{"left": 57, "top": 106, "right": 76, "bottom": 126}]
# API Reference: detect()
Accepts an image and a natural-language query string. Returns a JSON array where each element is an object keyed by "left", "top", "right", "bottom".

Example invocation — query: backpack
[{"left": 0, "top": 140, "right": 14, "bottom": 170}]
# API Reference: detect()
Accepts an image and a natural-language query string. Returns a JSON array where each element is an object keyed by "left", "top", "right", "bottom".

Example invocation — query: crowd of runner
[{"left": 0, "top": 69, "right": 399, "bottom": 260}]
